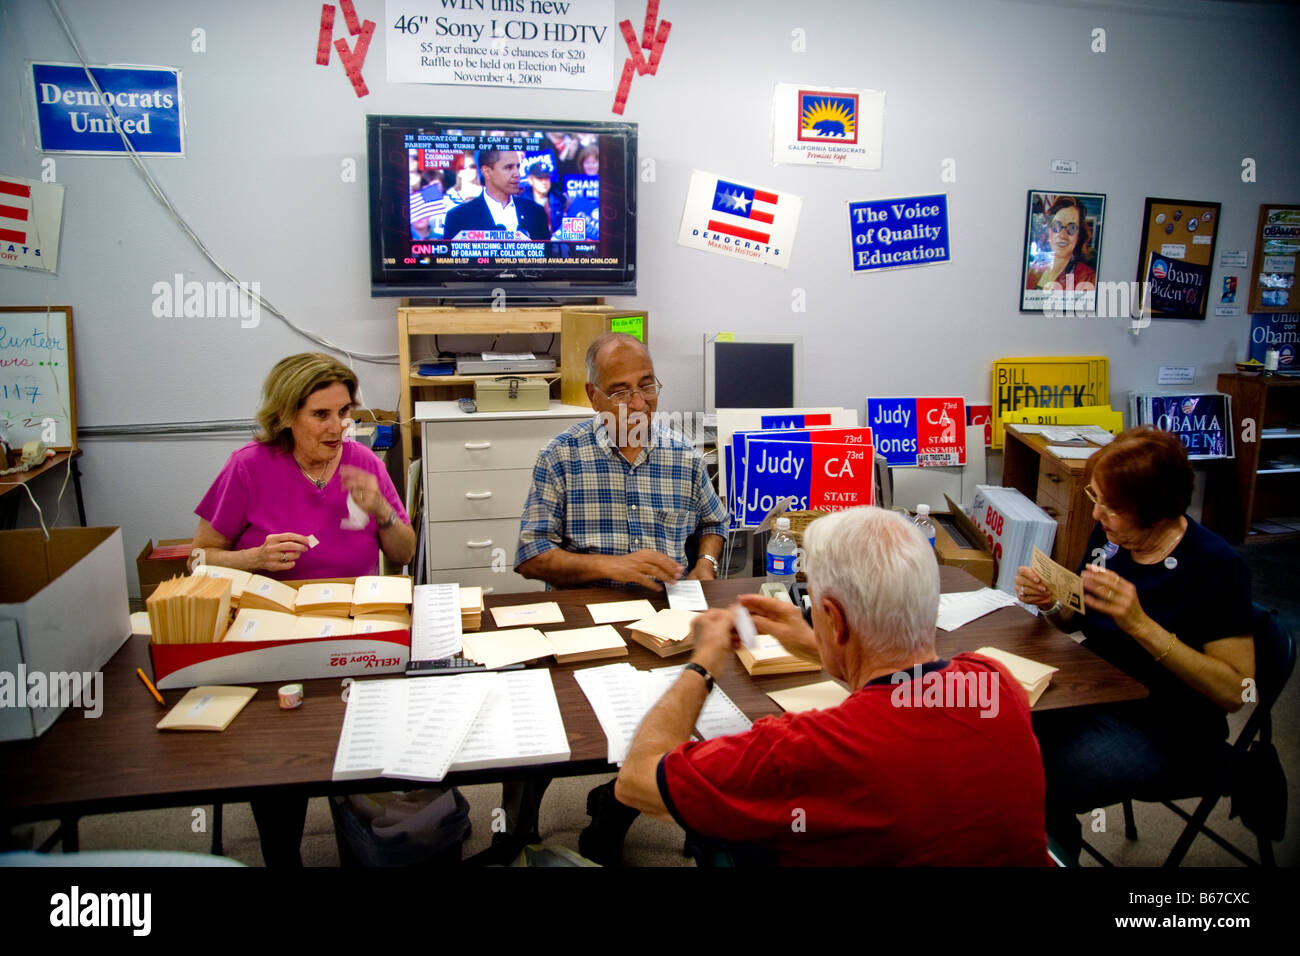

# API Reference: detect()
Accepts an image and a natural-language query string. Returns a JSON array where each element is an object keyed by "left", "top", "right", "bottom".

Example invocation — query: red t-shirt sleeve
[
  {"left": 195, "top": 451, "right": 251, "bottom": 542},
  {"left": 657, "top": 716, "right": 803, "bottom": 845}
]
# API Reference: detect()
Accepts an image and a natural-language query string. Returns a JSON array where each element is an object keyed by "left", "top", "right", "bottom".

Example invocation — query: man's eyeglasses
[
  {"left": 1049, "top": 221, "right": 1080, "bottom": 236},
  {"left": 1083, "top": 484, "right": 1119, "bottom": 517},
  {"left": 594, "top": 379, "right": 662, "bottom": 404}
]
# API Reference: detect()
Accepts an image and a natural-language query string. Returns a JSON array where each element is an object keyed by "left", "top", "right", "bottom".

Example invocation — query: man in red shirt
[{"left": 615, "top": 506, "right": 1051, "bottom": 866}]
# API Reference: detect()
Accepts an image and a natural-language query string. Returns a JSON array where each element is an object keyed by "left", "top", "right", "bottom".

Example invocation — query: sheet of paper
[
  {"left": 1040, "top": 427, "right": 1085, "bottom": 444},
  {"left": 450, "top": 670, "right": 570, "bottom": 771},
  {"left": 665, "top": 578, "right": 708, "bottom": 611},
  {"left": 481, "top": 351, "right": 535, "bottom": 361},
  {"left": 733, "top": 605, "right": 760, "bottom": 650},
  {"left": 342, "top": 493, "right": 369, "bottom": 530},
  {"left": 645, "top": 665, "right": 753, "bottom": 740},
  {"left": 333, "top": 679, "right": 406, "bottom": 780},
  {"left": 543, "top": 624, "right": 626, "bottom": 658},
  {"left": 628, "top": 608, "right": 699, "bottom": 642},
  {"left": 1031, "top": 546, "right": 1086, "bottom": 614},
  {"left": 469, "top": 627, "right": 554, "bottom": 669},
  {"left": 1072, "top": 425, "right": 1115, "bottom": 445},
  {"left": 384, "top": 676, "right": 491, "bottom": 782},
  {"left": 587, "top": 598, "right": 657, "bottom": 624},
  {"left": 935, "top": 589, "right": 1020, "bottom": 631},
  {"left": 411, "top": 583, "right": 462, "bottom": 662},
  {"left": 490, "top": 601, "right": 565, "bottom": 628},
  {"left": 768, "top": 680, "right": 851, "bottom": 713},
  {"left": 574, "top": 663, "right": 644, "bottom": 763},
  {"left": 1048, "top": 444, "right": 1099, "bottom": 460}
]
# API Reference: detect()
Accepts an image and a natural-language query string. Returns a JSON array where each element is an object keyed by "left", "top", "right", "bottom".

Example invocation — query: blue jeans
[{"left": 1033, "top": 702, "right": 1216, "bottom": 861}]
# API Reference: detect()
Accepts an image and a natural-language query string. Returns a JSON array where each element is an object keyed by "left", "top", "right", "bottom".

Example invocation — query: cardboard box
[
  {"left": 0, "top": 527, "right": 132, "bottom": 740},
  {"left": 147, "top": 576, "right": 410, "bottom": 689},
  {"left": 137, "top": 537, "right": 193, "bottom": 599},
  {"left": 932, "top": 496, "right": 995, "bottom": 587}
]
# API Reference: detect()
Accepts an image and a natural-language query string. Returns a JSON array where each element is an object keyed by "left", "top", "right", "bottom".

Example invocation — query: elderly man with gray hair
[{"left": 615, "top": 506, "right": 1051, "bottom": 865}]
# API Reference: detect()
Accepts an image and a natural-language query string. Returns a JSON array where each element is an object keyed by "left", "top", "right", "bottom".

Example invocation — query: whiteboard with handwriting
[{"left": 0, "top": 307, "right": 76, "bottom": 451}]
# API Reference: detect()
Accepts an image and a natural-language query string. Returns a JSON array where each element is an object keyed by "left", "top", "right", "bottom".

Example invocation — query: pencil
[{"left": 136, "top": 667, "right": 165, "bottom": 705}]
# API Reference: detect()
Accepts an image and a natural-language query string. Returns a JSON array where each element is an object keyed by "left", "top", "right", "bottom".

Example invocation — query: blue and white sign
[
  {"left": 1248, "top": 312, "right": 1299, "bottom": 370},
  {"left": 849, "top": 193, "right": 949, "bottom": 272},
  {"left": 32, "top": 63, "right": 184, "bottom": 155}
]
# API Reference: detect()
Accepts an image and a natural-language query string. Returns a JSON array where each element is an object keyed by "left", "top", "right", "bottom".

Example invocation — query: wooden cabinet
[
  {"left": 1214, "top": 373, "right": 1300, "bottom": 541},
  {"left": 418, "top": 401, "right": 591, "bottom": 593},
  {"left": 397, "top": 305, "right": 648, "bottom": 476},
  {"left": 1000, "top": 425, "right": 1094, "bottom": 570}
]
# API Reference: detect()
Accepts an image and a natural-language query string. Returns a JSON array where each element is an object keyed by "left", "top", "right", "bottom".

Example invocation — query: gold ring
[{"left": 1105, "top": 587, "right": 1112, "bottom": 601}]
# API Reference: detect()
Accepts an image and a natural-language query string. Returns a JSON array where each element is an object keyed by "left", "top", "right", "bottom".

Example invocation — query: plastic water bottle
[
  {"left": 914, "top": 504, "right": 937, "bottom": 549},
  {"left": 766, "top": 517, "right": 798, "bottom": 586}
]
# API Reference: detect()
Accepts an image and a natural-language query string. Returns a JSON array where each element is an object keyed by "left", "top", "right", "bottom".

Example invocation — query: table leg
[
  {"left": 211, "top": 803, "right": 224, "bottom": 856},
  {"left": 73, "top": 457, "right": 87, "bottom": 526}
]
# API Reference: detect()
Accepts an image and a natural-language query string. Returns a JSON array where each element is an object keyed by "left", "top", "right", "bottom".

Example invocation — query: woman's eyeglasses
[
  {"left": 1083, "top": 484, "right": 1119, "bottom": 518},
  {"left": 1049, "top": 221, "right": 1080, "bottom": 236}
]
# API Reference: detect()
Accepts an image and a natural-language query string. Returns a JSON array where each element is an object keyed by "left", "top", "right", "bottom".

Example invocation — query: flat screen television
[{"left": 366, "top": 115, "right": 637, "bottom": 299}]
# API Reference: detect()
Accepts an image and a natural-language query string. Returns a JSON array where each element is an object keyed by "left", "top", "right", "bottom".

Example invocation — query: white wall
[{"left": 1, "top": 0, "right": 1296, "bottom": 592}]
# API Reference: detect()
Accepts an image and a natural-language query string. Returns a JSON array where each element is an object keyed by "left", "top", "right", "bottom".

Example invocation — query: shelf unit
[
  {"left": 396, "top": 305, "right": 648, "bottom": 476},
  {"left": 1214, "top": 373, "right": 1300, "bottom": 540}
]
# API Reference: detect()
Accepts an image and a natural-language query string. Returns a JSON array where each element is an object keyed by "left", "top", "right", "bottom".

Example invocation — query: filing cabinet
[{"left": 417, "top": 401, "right": 592, "bottom": 594}]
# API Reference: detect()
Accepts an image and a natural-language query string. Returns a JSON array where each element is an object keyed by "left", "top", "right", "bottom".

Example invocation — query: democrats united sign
[
  {"left": 849, "top": 194, "right": 949, "bottom": 272},
  {"left": 866, "top": 397, "right": 967, "bottom": 467},
  {"left": 32, "top": 63, "right": 183, "bottom": 155}
]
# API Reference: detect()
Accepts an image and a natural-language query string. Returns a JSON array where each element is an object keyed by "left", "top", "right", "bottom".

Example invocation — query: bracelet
[
  {"left": 699, "top": 554, "right": 720, "bottom": 574},
  {"left": 377, "top": 510, "right": 400, "bottom": 530},
  {"left": 1153, "top": 632, "right": 1178, "bottom": 663},
  {"left": 1042, "top": 600, "right": 1063, "bottom": 616},
  {"left": 683, "top": 661, "right": 714, "bottom": 692}
]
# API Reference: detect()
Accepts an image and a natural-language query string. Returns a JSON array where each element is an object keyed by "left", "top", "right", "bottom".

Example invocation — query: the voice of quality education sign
[
  {"left": 849, "top": 194, "right": 949, "bottom": 272},
  {"left": 31, "top": 63, "right": 184, "bottom": 155}
]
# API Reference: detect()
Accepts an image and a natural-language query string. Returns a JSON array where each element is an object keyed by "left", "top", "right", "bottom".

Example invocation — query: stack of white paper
[
  {"left": 410, "top": 583, "right": 462, "bottom": 664},
  {"left": 968, "top": 485, "right": 1058, "bottom": 595},
  {"left": 332, "top": 670, "right": 569, "bottom": 781},
  {"left": 574, "top": 662, "right": 752, "bottom": 764}
]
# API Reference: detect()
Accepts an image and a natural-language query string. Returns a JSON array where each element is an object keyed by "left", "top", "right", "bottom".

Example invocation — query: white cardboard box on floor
[{"left": 0, "top": 527, "right": 132, "bottom": 740}]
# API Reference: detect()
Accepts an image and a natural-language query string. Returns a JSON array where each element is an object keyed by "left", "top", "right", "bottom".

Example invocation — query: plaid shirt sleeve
[
  {"left": 692, "top": 454, "right": 728, "bottom": 540},
  {"left": 514, "top": 441, "right": 568, "bottom": 568}
]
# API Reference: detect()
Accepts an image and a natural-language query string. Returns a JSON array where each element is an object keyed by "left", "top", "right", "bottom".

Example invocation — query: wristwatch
[
  {"left": 699, "top": 554, "right": 720, "bottom": 574},
  {"left": 684, "top": 661, "right": 714, "bottom": 692},
  {"left": 377, "top": 510, "right": 400, "bottom": 530}
]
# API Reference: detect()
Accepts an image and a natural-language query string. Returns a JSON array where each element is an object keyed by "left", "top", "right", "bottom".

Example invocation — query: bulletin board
[
  {"left": 1248, "top": 203, "right": 1300, "bottom": 313},
  {"left": 0, "top": 306, "right": 77, "bottom": 452}
]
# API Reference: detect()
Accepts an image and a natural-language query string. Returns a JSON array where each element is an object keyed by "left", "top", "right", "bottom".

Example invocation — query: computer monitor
[{"left": 703, "top": 334, "right": 804, "bottom": 414}]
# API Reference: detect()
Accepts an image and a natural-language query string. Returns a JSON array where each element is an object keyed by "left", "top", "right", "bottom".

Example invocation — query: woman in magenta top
[
  {"left": 193, "top": 352, "right": 415, "bottom": 579},
  {"left": 192, "top": 352, "right": 414, "bottom": 867}
]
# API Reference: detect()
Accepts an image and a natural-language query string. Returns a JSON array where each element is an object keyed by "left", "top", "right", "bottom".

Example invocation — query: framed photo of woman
[
  {"left": 1020, "top": 190, "right": 1106, "bottom": 315},
  {"left": 1135, "top": 197, "right": 1221, "bottom": 320}
]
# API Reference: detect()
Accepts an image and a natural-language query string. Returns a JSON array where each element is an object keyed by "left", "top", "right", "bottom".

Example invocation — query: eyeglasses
[
  {"left": 1083, "top": 484, "right": 1119, "bottom": 518},
  {"left": 1049, "top": 221, "right": 1081, "bottom": 236},
  {"left": 594, "top": 379, "right": 662, "bottom": 404}
]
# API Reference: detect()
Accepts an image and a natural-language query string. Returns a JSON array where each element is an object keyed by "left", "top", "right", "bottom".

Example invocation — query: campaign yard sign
[
  {"left": 729, "top": 426, "right": 873, "bottom": 527},
  {"left": 1148, "top": 394, "right": 1234, "bottom": 459},
  {"left": 1248, "top": 312, "right": 1299, "bottom": 369},
  {"left": 739, "top": 438, "right": 874, "bottom": 527},
  {"left": 866, "top": 397, "right": 967, "bottom": 467}
]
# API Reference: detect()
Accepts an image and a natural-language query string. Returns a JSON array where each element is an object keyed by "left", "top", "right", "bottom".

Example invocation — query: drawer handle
[
  {"left": 466, "top": 539, "right": 493, "bottom": 548},
  {"left": 463, "top": 441, "right": 492, "bottom": 450},
  {"left": 1042, "top": 506, "right": 1059, "bottom": 518},
  {"left": 1046, "top": 473, "right": 1061, "bottom": 483},
  {"left": 464, "top": 491, "right": 493, "bottom": 500}
]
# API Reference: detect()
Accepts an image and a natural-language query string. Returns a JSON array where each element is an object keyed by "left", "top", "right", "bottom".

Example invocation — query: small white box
[{"left": 0, "top": 528, "right": 131, "bottom": 740}]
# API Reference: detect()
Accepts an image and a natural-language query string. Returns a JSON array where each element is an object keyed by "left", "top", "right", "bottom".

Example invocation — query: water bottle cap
[
  {"left": 775, "top": 517, "right": 791, "bottom": 530},
  {"left": 916, "top": 504, "right": 930, "bottom": 516}
]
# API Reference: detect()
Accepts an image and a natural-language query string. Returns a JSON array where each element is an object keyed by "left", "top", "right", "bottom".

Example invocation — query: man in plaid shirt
[
  {"left": 473, "top": 334, "right": 725, "bottom": 867},
  {"left": 515, "top": 333, "right": 727, "bottom": 588}
]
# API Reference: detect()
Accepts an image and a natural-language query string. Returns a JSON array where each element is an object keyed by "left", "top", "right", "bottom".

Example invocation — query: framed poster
[
  {"left": 0, "top": 305, "right": 77, "bottom": 451},
  {"left": 1135, "top": 198, "right": 1221, "bottom": 320},
  {"left": 1020, "top": 190, "right": 1106, "bottom": 315},
  {"left": 1248, "top": 203, "right": 1300, "bottom": 313}
]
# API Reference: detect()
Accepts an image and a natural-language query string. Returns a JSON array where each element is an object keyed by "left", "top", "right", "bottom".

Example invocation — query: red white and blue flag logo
[
  {"left": 710, "top": 180, "right": 778, "bottom": 244},
  {"left": 678, "top": 170, "right": 803, "bottom": 269}
]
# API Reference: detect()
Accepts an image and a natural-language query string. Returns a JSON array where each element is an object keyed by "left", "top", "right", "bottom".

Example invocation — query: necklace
[
  {"left": 1133, "top": 518, "right": 1186, "bottom": 564},
  {"left": 295, "top": 455, "right": 332, "bottom": 490}
]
